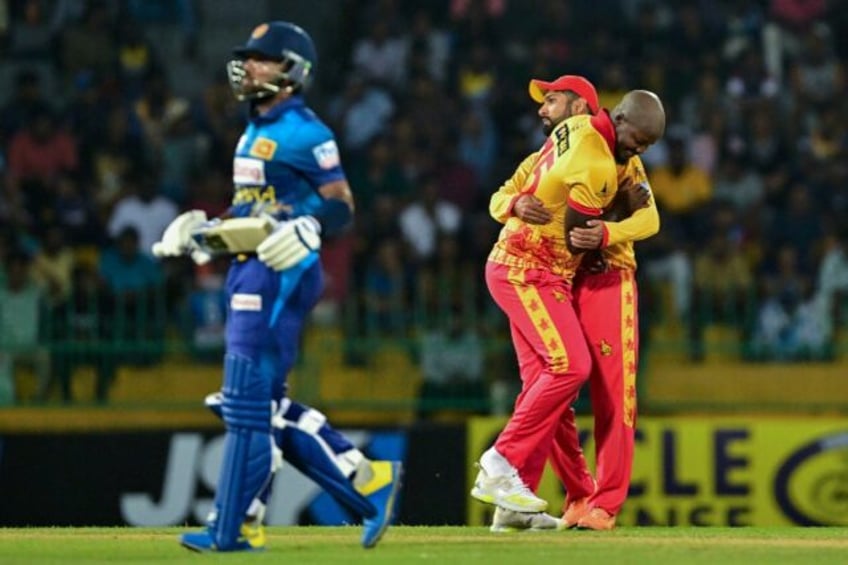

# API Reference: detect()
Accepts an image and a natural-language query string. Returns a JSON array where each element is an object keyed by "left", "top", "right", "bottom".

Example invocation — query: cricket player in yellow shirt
[{"left": 473, "top": 77, "right": 665, "bottom": 531}]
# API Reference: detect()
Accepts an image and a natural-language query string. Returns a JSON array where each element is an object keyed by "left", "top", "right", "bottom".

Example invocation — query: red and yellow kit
[
  {"left": 490, "top": 150, "right": 660, "bottom": 517},
  {"left": 597, "top": 156, "right": 658, "bottom": 269},
  {"left": 486, "top": 111, "right": 619, "bottom": 473},
  {"left": 563, "top": 155, "right": 658, "bottom": 516},
  {"left": 490, "top": 154, "right": 658, "bottom": 271},
  {"left": 488, "top": 113, "right": 619, "bottom": 283}
]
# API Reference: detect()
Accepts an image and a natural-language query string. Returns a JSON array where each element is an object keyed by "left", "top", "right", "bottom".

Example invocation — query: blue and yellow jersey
[{"left": 230, "top": 95, "right": 345, "bottom": 220}]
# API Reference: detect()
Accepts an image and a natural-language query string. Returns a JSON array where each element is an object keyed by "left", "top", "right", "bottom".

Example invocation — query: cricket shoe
[
  {"left": 559, "top": 495, "right": 592, "bottom": 529},
  {"left": 490, "top": 507, "right": 559, "bottom": 533},
  {"left": 179, "top": 522, "right": 266, "bottom": 552},
  {"left": 576, "top": 507, "right": 616, "bottom": 531},
  {"left": 357, "top": 460, "right": 403, "bottom": 549},
  {"left": 470, "top": 467, "right": 496, "bottom": 504},
  {"left": 470, "top": 466, "right": 548, "bottom": 513}
]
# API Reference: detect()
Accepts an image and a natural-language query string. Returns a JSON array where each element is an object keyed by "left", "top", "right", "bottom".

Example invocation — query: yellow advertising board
[{"left": 468, "top": 416, "right": 848, "bottom": 526}]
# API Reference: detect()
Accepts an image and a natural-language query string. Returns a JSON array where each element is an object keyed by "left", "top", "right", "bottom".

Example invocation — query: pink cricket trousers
[
  {"left": 520, "top": 268, "right": 639, "bottom": 516},
  {"left": 485, "top": 261, "right": 592, "bottom": 475}
]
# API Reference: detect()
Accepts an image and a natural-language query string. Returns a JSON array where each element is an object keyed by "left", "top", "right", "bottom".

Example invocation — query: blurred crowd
[{"left": 1, "top": 0, "right": 847, "bottom": 406}]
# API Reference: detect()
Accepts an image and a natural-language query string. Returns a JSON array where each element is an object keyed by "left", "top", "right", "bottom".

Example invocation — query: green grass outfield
[{"left": 0, "top": 526, "right": 846, "bottom": 564}]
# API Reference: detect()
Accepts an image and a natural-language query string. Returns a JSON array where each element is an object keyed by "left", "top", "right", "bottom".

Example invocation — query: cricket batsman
[{"left": 152, "top": 21, "right": 401, "bottom": 552}]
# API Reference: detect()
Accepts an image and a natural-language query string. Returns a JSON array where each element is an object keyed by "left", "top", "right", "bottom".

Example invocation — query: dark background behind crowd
[{"left": 1, "top": 0, "right": 846, "bottom": 410}]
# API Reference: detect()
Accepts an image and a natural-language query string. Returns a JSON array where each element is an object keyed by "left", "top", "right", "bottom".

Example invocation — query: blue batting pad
[
  {"left": 205, "top": 394, "right": 378, "bottom": 519},
  {"left": 275, "top": 424, "right": 376, "bottom": 518},
  {"left": 213, "top": 354, "right": 273, "bottom": 550}
]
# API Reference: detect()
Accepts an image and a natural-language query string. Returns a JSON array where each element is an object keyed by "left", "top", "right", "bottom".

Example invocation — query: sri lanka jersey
[{"left": 230, "top": 95, "right": 345, "bottom": 220}]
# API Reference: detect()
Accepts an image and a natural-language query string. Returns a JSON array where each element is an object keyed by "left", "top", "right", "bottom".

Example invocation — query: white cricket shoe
[
  {"left": 470, "top": 466, "right": 548, "bottom": 513},
  {"left": 470, "top": 468, "right": 495, "bottom": 504},
  {"left": 490, "top": 507, "right": 559, "bottom": 533}
]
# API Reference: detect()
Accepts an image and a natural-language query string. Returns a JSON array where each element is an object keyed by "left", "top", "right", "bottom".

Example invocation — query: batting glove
[
  {"left": 151, "top": 210, "right": 212, "bottom": 265},
  {"left": 257, "top": 216, "right": 321, "bottom": 271}
]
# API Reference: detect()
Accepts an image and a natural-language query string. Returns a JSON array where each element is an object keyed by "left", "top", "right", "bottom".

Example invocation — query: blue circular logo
[{"left": 774, "top": 432, "right": 848, "bottom": 526}]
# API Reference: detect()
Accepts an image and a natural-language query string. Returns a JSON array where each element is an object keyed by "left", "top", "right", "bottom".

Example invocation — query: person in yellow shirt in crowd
[{"left": 642, "top": 134, "right": 712, "bottom": 323}]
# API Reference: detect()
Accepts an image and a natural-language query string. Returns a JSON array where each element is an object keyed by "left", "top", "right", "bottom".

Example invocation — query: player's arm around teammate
[
  {"left": 481, "top": 87, "right": 665, "bottom": 533},
  {"left": 553, "top": 95, "right": 665, "bottom": 529},
  {"left": 547, "top": 156, "right": 659, "bottom": 531},
  {"left": 473, "top": 76, "right": 623, "bottom": 516},
  {"left": 483, "top": 76, "right": 598, "bottom": 532}
]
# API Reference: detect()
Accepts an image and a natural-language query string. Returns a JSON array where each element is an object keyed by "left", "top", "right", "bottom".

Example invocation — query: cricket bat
[{"left": 191, "top": 216, "right": 275, "bottom": 254}]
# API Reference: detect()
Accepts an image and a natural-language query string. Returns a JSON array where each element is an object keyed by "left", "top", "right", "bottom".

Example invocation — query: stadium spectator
[
  {"left": 352, "top": 19, "right": 408, "bottom": 91},
  {"left": 0, "top": 251, "right": 49, "bottom": 404},
  {"left": 815, "top": 229, "right": 848, "bottom": 337},
  {"left": 131, "top": 70, "right": 190, "bottom": 154},
  {"left": 0, "top": 70, "right": 48, "bottom": 140},
  {"left": 416, "top": 306, "right": 486, "bottom": 419},
  {"left": 115, "top": 20, "right": 162, "bottom": 101},
  {"left": 362, "top": 238, "right": 407, "bottom": 335},
  {"left": 57, "top": 1, "right": 116, "bottom": 85},
  {"left": 398, "top": 174, "right": 462, "bottom": 264},
  {"left": 87, "top": 106, "right": 146, "bottom": 214},
  {"left": 689, "top": 203, "right": 756, "bottom": 361},
  {"left": 712, "top": 151, "right": 765, "bottom": 214},
  {"left": 752, "top": 243, "right": 828, "bottom": 360},
  {"left": 642, "top": 133, "right": 711, "bottom": 322},
  {"left": 404, "top": 8, "right": 451, "bottom": 83},
  {"left": 6, "top": 0, "right": 56, "bottom": 62},
  {"left": 49, "top": 263, "right": 118, "bottom": 403},
  {"left": 30, "top": 223, "right": 74, "bottom": 306},
  {"left": 107, "top": 169, "right": 178, "bottom": 258},
  {"left": 327, "top": 77, "right": 395, "bottom": 156},
  {"left": 5, "top": 105, "right": 79, "bottom": 229},
  {"left": 98, "top": 225, "right": 164, "bottom": 366}
]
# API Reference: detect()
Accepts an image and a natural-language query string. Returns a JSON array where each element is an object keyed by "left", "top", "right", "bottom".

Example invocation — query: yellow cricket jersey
[
  {"left": 488, "top": 112, "right": 619, "bottom": 280},
  {"left": 488, "top": 151, "right": 539, "bottom": 223},
  {"left": 489, "top": 151, "right": 660, "bottom": 273},
  {"left": 601, "top": 156, "right": 660, "bottom": 271}
]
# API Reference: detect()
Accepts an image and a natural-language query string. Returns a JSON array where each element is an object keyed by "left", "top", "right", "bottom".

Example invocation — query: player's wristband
[{"left": 314, "top": 198, "right": 353, "bottom": 237}]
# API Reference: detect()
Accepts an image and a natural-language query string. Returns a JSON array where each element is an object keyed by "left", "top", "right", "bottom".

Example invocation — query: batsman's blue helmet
[{"left": 228, "top": 21, "right": 316, "bottom": 100}]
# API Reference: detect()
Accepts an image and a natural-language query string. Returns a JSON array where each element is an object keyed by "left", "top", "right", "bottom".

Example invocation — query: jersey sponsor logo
[
  {"left": 231, "top": 293, "right": 262, "bottom": 311},
  {"left": 249, "top": 137, "right": 278, "bottom": 160},
  {"left": 233, "top": 184, "right": 277, "bottom": 206},
  {"left": 599, "top": 339, "right": 613, "bottom": 356},
  {"left": 554, "top": 123, "right": 570, "bottom": 156},
  {"left": 312, "top": 139, "right": 340, "bottom": 170},
  {"left": 233, "top": 157, "right": 266, "bottom": 185}
]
